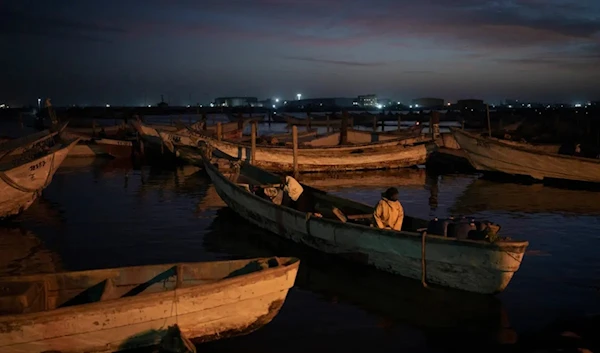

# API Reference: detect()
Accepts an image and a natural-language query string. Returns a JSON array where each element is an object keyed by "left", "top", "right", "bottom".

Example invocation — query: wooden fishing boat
[
  {"left": 0, "top": 257, "right": 299, "bottom": 353},
  {"left": 0, "top": 138, "right": 80, "bottom": 219},
  {"left": 202, "top": 150, "right": 528, "bottom": 294},
  {"left": 66, "top": 123, "right": 129, "bottom": 138},
  {"left": 0, "top": 123, "right": 68, "bottom": 160},
  {"left": 197, "top": 133, "right": 435, "bottom": 172},
  {"left": 452, "top": 128, "right": 600, "bottom": 183},
  {"left": 94, "top": 138, "right": 134, "bottom": 158}
]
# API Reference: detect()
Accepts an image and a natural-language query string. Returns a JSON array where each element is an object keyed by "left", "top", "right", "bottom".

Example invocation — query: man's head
[{"left": 383, "top": 187, "right": 399, "bottom": 201}]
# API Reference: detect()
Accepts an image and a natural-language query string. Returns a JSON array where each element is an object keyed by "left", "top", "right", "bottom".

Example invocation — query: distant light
[
  {"left": 508, "top": 105, "right": 513, "bottom": 108},
  {"left": 415, "top": 104, "right": 419, "bottom": 108},
  {"left": 376, "top": 104, "right": 383, "bottom": 109},
  {"left": 0, "top": 104, "right": 6, "bottom": 109},
  {"left": 574, "top": 103, "right": 582, "bottom": 107},
  {"left": 106, "top": 104, "right": 110, "bottom": 107},
  {"left": 409, "top": 105, "right": 413, "bottom": 108},
  {"left": 272, "top": 104, "right": 276, "bottom": 108},
  {"left": 547, "top": 105, "right": 550, "bottom": 108},
  {"left": 148, "top": 105, "right": 151, "bottom": 107},
  {"left": 527, "top": 104, "right": 531, "bottom": 108},
  {"left": 397, "top": 101, "right": 401, "bottom": 104},
  {"left": 275, "top": 98, "right": 279, "bottom": 103},
  {"left": 187, "top": 105, "right": 190, "bottom": 108},
  {"left": 587, "top": 102, "right": 592, "bottom": 106},
  {"left": 210, "top": 103, "right": 214, "bottom": 107},
  {"left": 284, "top": 101, "right": 287, "bottom": 105},
  {"left": 447, "top": 102, "right": 451, "bottom": 106},
  {"left": 296, "top": 93, "right": 302, "bottom": 100}
]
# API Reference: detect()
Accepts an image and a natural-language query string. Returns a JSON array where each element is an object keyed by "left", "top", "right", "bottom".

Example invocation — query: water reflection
[
  {"left": 203, "top": 208, "right": 516, "bottom": 350},
  {"left": 452, "top": 178, "right": 600, "bottom": 215}
]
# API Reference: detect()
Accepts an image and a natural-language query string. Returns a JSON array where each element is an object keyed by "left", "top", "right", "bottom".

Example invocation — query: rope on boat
[
  {"left": 421, "top": 231, "right": 428, "bottom": 288},
  {"left": 0, "top": 152, "right": 56, "bottom": 194}
]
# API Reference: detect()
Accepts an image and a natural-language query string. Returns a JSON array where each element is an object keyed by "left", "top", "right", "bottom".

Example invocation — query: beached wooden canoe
[
  {"left": 94, "top": 138, "right": 134, "bottom": 158},
  {"left": 202, "top": 151, "right": 528, "bottom": 294},
  {"left": 452, "top": 128, "right": 600, "bottom": 182},
  {"left": 0, "top": 138, "right": 79, "bottom": 219},
  {"left": 301, "top": 129, "right": 426, "bottom": 147},
  {"left": 0, "top": 257, "right": 299, "bottom": 353}
]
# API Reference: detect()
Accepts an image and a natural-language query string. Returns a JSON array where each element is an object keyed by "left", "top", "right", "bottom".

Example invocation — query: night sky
[{"left": 1, "top": 0, "right": 599, "bottom": 106}]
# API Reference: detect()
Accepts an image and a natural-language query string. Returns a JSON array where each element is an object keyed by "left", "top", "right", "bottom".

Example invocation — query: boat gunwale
[
  {"left": 0, "top": 257, "right": 299, "bottom": 323},
  {"left": 0, "top": 138, "right": 79, "bottom": 172},
  {"left": 203, "top": 153, "right": 529, "bottom": 251}
]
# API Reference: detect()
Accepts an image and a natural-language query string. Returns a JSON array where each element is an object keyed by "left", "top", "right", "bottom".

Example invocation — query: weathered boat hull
[
  {"left": 452, "top": 128, "right": 600, "bottom": 182},
  {"left": 207, "top": 139, "right": 434, "bottom": 172},
  {"left": 0, "top": 140, "right": 79, "bottom": 219},
  {"left": 0, "top": 257, "right": 299, "bottom": 353},
  {"left": 67, "top": 144, "right": 111, "bottom": 158},
  {"left": 203, "top": 156, "right": 528, "bottom": 294},
  {"left": 94, "top": 138, "right": 134, "bottom": 158}
]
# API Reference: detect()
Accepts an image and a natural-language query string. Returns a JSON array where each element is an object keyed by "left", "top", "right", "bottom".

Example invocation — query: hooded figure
[{"left": 373, "top": 187, "right": 404, "bottom": 231}]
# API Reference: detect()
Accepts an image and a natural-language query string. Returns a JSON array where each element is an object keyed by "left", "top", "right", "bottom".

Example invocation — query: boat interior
[
  {"left": 0, "top": 257, "right": 297, "bottom": 316},
  {"left": 226, "top": 161, "right": 429, "bottom": 232}
]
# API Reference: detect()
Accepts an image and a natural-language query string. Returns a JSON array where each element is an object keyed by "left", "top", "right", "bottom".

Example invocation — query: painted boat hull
[
  {"left": 0, "top": 140, "right": 79, "bottom": 219},
  {"left": 452, "top": 128, "right": 600, "bottom": 182},
  {"left": 0, "top": 257, "right": 299, "bottom": 353},
  {"left": 203, "top": 156, "right": 528, "bottom": 294}
]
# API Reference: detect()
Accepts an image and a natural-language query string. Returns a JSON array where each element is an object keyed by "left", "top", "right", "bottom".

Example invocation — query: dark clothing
[{"left": 282, "top": 190, "right": 315, "bottom": 213}]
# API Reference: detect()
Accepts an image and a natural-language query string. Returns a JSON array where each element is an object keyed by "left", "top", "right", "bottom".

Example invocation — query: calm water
[{"left": 1, "top": 122, "right": 599, "bottom": 352}]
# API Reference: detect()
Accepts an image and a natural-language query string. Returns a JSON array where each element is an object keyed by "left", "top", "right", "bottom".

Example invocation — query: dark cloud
[
  {"left": 0, "top": 9, "right": 126, "bottom": 42},
  {"left": 283, "top": 56, "right": 390, "bottom": 67}
]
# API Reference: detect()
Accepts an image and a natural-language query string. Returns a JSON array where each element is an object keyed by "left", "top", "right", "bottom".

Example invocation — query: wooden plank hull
[
  {"left": 203, "top": 156, "right": 528, "bottom": 294},
  {"left": 0, "top": 140, "right": 79, "bottom": 219},
  {"left": 204, "top": 137, "right": 434, "bottom": 172},
  {"left": 94, "top": 138, "right": 134, "bottom": 158},
  {"left": 0, "top": 258, "right": 299, "bottom": 353},
  {"left": 452, "top": 128, "right": 600, "bottom": 182}
]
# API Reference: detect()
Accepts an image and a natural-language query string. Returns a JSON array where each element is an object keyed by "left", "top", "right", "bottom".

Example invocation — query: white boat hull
[
  {"left": 453, "top": 128, "right": 600, "bottom": 182},
  {"left": 0, "top": 140, "right": 77, "bottom": 219}
]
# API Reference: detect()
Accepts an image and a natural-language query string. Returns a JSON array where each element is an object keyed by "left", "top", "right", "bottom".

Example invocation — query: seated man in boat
[
  {"left": 279, "top": 175, "right": 320, "bottom": 216},
  {"left": 373, "top": 187, "right": 404, "bottom": 231}
]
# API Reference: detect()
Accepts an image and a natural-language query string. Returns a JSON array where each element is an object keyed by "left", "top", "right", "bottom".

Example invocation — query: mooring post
[
  {"left": 216, "top": 122, "right": 222, "bottom": 141},
  {"left": 251, "top": 121, "right": 257, "bottom": 164},
  {"left": 292, "top": 125, "right": 299, "bottom": 178}
]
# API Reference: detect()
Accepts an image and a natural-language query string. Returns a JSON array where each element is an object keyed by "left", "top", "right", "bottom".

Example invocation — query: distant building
[
  {"left": 357, "top": 94, "right": 377, "bottom": 107},
  {"left": 214, "top": 97, "right": 258, "bottom": 107},
  {"left": 457, "top": 99, "right": 486, "bottom": 111},
  {"left": 285, "top": 98, "right": 355, "bottom": 109},
  {"left": 412, "top": 98, "right": 444, "bottom": 108}
]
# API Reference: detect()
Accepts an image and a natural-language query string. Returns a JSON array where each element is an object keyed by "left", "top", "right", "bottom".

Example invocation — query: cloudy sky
[{"left": 1, "top": 0, "right": 599, "bottom": 106}]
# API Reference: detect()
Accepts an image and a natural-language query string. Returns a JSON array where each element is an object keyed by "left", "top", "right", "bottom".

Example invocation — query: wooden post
[
  {"left": 372, "top": 116, "right": 377, "bottom": 132},
  {"left": 251, "top": 121, "right": 257, "bottom": 164},
  {"left": 92, "top": 120, "right": 97, "bottom": 136},
  {"left": 306, "top": 113, "right": 311, "bottom": 131},
  {"left": 339, "top": 111, "right": 349, "bottom": 145},
  {"left": 461, "top": 120, "right": 465, "bottom": 130},
  {"left": 292, "top": 125, "right": 299, "bottom": 177},
  {"left": 397, "top": 115, "right": 402, "bottom": 132},
  {"left": 380, "top": 118, "right": 384, "bottom": 132},
  {"left": 486, "top": 104, "right": 491, "bottom": 137},
  {"left": 216, "top": 122, "right": 222, "bottom": 141},
  {"left": 429, "top": 115, "right": 433, "bottom": 138},
  {"left": 326, "top": 115, "right": 330, "bottom": 132}
]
